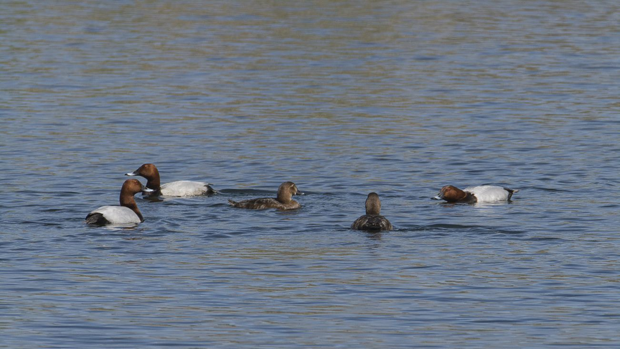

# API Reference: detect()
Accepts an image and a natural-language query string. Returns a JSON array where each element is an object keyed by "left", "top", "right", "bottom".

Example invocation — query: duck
[
  {"left": 125, "top": 163, "right": 215, "bottom": 197},
  {"left": 85, "top": 179, "right": 153, "bottom": 225},
  {"left": 433, "top": 185, "right": 519, "bottom": 203},
  {"left": 228, "top": 182, "right": 302, "bottom": 210},
  {"left": 351, "top": 192, "right": 393, "bottom": 231}
]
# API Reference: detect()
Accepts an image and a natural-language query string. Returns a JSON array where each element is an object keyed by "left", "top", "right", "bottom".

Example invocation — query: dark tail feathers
[
  {"left": 85, "top": 213, "right": 109, "bottom": 225},
  {"left": 504, "top": 188, "right": 519, "bottom": 200}
]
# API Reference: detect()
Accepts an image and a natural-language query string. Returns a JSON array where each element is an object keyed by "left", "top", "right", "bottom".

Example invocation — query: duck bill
[
  {"left": 125, "top": 170, "right": 138, "bottom": 176},
  {"left": 142, "top": 187, "right": 155, "bottom": 193},
  {"left": 432, "top": 195, "right": 442, "bottom": 200}
]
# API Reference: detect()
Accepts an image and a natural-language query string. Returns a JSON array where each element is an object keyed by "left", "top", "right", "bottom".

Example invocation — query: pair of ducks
[
  {"left": 350, "top": 184, "right": 519, "bottom": 231},
  {"left": 86, "top": 163, "right": 519, "bottom": 231}
]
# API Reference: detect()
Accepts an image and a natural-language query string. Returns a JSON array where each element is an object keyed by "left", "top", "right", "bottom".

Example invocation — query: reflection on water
[{"left": 1, "top": 0, "right": 620, "bottom": 348}]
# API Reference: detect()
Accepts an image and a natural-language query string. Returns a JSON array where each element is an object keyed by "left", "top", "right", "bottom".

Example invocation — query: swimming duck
[
  {"left": 228, "top": 182, "right": 302, "bottom": 210},
  {"left": 433, "top": 185, "right": 518, "bottom": 203},
  {"left": 125, "top": 163, "right": 214, "bottom": 197},
  {"left": 85, "top": 179, "right": 153, "bottom": 225},
  {"left": 351, "top": 192, "right": 393, "bottom": 231}
]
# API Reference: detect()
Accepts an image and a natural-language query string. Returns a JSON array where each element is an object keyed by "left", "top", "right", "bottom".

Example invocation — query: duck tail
[
  {"left": 85, "top": 212, "right": 107, "bottom": 225},
  {"left": 504, "top": 187, "right": 519, "bottom": 200}
]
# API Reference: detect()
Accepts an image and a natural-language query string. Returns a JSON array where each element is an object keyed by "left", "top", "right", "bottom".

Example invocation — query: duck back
[
  {"left": 228, "top": 198, "right": 299, "bottom": 210},
  {"left": 160, "top": 181, "right": 214, "bottom": 197},
  {"left": 351, "top": 215, "right": 393, "bottom": 231},
  {"left": 86, "top": 206, "right": 142, "bottom": 225},
  {"left": 464, "top": 185, "right": 518, "bottom": 203}
]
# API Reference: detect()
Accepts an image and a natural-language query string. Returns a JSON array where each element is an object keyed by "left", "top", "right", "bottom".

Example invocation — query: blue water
[{"left": 1, "top": 0, "right": 620, "bottom": 347}]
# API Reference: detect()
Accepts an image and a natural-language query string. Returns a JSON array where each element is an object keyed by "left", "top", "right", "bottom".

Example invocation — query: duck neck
[
  {"left": 444, "top": 187, "right": 473, "bottom": 203},
  {"left": 145, "top": 176, "right": 161, "bottom": 192},
  {"left": 449, "top": 191, "right": 476, "bottom": 203},
  {"left": 120, "top": 195, "right": 144, "bottom": 222},
  {"left": 141, "top": 167, "right": 161, "bottom": 191},
  {"left": 365, "top": 196, "right": 381, "bottom": 216},
  {"left": 277, "top": 192, "right": 291, "bottom": 204},
  {"left": 464, "top": 192, "right": 477, "bottom": 203}
]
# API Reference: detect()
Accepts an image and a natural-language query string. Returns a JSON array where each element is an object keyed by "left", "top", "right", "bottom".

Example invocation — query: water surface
[{"left": 1, "top": 0, "right": 620, "bottom": 348}]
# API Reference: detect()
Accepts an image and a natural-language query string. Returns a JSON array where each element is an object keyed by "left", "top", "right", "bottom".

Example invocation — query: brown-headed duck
[
  {"left": 351, "top": 192, "right": 393, "bottom": 231},
  {"left": 125, "top": 163, "right": 215, "bottom": 197},
  {"left": 85, "top": 179, "right": 154, "bottom": 225},
  {"left": 228, "top": 182, "right": 302, "bottom": 210},
  {"left": 433, "top": 185, "right": 519, "bottom": 203}
]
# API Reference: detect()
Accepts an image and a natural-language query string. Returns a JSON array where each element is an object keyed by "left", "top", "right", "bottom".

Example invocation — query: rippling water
[{"left": 2, "top": 0, "right": 620, "bottom": 347}]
